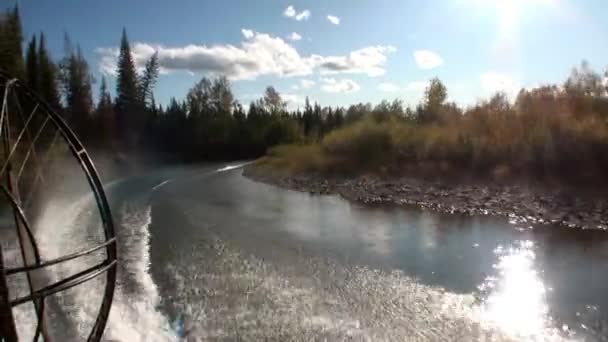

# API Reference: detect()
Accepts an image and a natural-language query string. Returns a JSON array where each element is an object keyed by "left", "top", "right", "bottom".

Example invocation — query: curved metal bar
[
  {"left": 4, "top": 238, "right": 116, "bottom": 275},
  {"left": 10, "top": 260, "right": 117, "bottom": 307},
  {"left": 0, "top": 79, "right": 24, "bottom": 342},
  {"left": 0, "top": 185, "right": 43, "bottom": 270},
  {"left": 17, "top": 116, "right": 50, "bottom": 181},
  {"left": 0, "top": 112, "right": 47, "bottom": 342},
  {"left": 11, "top": 88, "right": 46, "bottom": 188},
  {"left": 22, "top": 130, "right": 60, "bottom": 209},
  {"left": 0, "top": 101, "right": 39, "bottom": 178},
  {"left": 0, "top": 78, "right": 17, "bottom": 141},
  {"left": 0, "top": 71, "right": 118, "bottom": 342}
]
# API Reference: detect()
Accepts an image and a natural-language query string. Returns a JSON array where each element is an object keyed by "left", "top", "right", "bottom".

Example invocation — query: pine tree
[
  {"left": 25, "top": 35, "right": 39, "bottom": 91},
  {"left": 38, "top": 33, "right": 61, "bottom": 110},
  {"left": 97, "top": 76, "right": 117, "bottom": 147},
  {"left": 0, "top": 5, "right": 25, "bottom": 78},
  {"left": 138, "top": 52, "right": 159, "bottom": 108},
  {"left": 114, "top": 28, "right": 140, "bottom": 149},
  {"left": 59, "top": 39, "right": 94, "bottom": 137},
  {"left": 97, "top": 76, "right": 112, "bottom": 110},
  {"left": 115, "top": 28, "right": 139, "bottom": 121}
]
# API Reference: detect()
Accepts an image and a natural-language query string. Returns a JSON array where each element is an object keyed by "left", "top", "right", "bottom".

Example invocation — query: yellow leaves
[{"left": 261, "top": 92, "right": 608, "bottom": 180}]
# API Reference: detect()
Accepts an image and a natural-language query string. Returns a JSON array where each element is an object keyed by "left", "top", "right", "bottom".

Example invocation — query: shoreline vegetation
[
  {"left": 3, "top": 6, "right": 608, "bottom": 229},
  {"left": 245, "top": 66, "right": 608, "bottom": 230}
]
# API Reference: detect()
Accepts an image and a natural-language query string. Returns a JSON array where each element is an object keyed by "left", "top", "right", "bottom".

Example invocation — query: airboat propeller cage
[{"left": 0, "top": 71, "right": 118, "bottom": 341}]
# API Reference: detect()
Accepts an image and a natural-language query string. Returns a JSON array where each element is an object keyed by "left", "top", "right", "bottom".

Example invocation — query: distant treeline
[
  {"left": 0, "top": 6, "right": 353, "bottom": 163},
  {"left": 260, "top": 71, "right": 608, "bottom": 183}
]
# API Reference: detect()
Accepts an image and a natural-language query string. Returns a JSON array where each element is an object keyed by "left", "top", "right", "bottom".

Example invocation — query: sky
[{"left": 11, "top": 0, "right": 608, "bottom": 109}]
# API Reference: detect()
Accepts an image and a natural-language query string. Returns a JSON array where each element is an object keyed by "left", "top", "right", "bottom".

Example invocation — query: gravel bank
[{"left": 244, "top": 166, "right": 608, "bottom": 230}]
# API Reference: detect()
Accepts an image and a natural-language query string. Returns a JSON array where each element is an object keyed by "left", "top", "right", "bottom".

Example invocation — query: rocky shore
[{"left": 244, "top": 166, "right": 608, "bottom": 230}]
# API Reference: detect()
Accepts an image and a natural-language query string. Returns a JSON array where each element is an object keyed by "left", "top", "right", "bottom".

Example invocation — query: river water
[{"left": 4, "top": 163, "right": 608, "bottom": 341}]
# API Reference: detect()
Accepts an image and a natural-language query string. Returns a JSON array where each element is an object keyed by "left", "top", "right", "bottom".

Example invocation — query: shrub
[
  {"left": 257, "top": 64, "right": 608, "bottom": 183},
  {"left": 322, "top": 119, "right": 395, "bottom": 167}
]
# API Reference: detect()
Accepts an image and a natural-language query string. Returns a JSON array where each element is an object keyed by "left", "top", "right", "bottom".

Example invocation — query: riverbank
[{"left": 244, "top": 165, "right": 608, "bottom": 230}]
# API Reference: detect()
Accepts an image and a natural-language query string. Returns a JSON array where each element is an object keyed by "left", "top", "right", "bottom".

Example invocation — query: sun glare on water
[{"left": 479, "top": 240, "right": 566, "bottom": 340}]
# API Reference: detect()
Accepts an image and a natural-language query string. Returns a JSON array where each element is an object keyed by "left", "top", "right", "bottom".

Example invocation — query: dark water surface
[{"left": 144, "top": 165, "right": 608, "bottom": 341}]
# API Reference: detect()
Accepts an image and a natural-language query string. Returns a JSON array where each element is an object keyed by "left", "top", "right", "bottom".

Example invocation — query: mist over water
[
  {"left": 2, "top": 163, "right": 607, "bottom": 341},
  {"left": 4, "top": 178, "right": 177, "bottom": 341}
]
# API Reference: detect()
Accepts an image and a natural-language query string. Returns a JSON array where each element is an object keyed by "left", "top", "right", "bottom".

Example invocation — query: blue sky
[{"left": 12, "top": 0, "right": 608, "bottom": 109}]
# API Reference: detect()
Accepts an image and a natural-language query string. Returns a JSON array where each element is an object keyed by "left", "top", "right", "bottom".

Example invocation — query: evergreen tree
[
  {"left": 334, "top": 107, "right": 344, "bottom": 128},
  {"left": 0, "top": 5, "right": 25, "bottom": 77},
  {"left": 38, "top": 33, "right": 61, "bottom": 110},
  {"left": 25, "top": 35, "right": 39, "bottom": 92},
  {"left": 312, "top": 102, "right": 322, "bottom": 139},
  {"left": 139, "top": 52, "right": 159, "bottom": 108},
  {"left": 97, "top": 76, "right": 117, "bottom": 147},
  {"left": 59, "top": 40, "right": 94, "bottom": 138},
  {"left": 302, "top": 96, "right": 313, "bottom": 136},
  {"left": 97, "top": 77, "right": 112, "bottom": 111},
  {"left": 114, "top": 28, "right": 139, "bottom": 145}
]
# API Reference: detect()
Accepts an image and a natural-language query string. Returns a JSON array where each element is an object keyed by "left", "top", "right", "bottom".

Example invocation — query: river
[{"left": 5, "top": 163, "right": 608, "bottom": 341}]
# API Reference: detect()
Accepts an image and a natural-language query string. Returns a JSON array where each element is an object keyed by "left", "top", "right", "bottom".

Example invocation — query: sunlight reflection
[{"left": 480, "top": 240, "right": 562, "bottom": 340}]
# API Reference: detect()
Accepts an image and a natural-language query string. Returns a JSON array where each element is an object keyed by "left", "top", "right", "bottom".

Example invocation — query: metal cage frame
[{"left": 0, "top": 71, "right": 117, "bottom": 342}]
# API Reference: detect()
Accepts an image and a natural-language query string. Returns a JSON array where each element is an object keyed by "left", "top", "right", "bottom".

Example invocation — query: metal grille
[{"left": 0, "top": 71, "right": 117, "bottom": 342}]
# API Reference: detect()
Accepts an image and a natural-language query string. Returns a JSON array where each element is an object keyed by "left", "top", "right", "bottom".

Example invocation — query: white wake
[{"left": 10, "top": 190, "right": 176, "bottom": 341}]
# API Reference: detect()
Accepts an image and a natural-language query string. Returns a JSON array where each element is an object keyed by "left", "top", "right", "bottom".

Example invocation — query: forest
[
  {"left": 0, "top": 6, "right": 349, "bottom": 164},
  {"left": 2, "top": 5, "right": 608, "bottom": 184},
  {"left": 260, "top": 70, "right": 608, "bottom": 184}
]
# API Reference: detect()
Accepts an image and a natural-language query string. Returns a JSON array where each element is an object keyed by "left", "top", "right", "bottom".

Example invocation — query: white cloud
[
  {"left": 284, "top": 5, "right": 310, "bottom": 21},
  {"left": 480, "top": 72, "right": 519, "bottom": 96},
  {"left": 241, "top": 29, "right": 254, "bottom": 39},
  {"left": 327, "top": 15, "right": 340, "bottom": 25},
  {"left": 316, "top": 45, "right": 396, "bottom": 77},
  {"left": 97, "top": 30, "right": 313, "bottom": 80},
  {"left": 97, "top": 47, "right": 119, "bottom": 75},
  {"left": 378, "top": 83, "right": 400, "bottom": 92},
  {"left": 284, "top": 5, "right": 296, "bottom": 17},
  {"left": 413, "top": 50, "right": 443, "bottom": 69},
  {"left": 296, "top": 10, "right": 311, "bottom": 21},
  {"left": 97, "top": 30, "right": 396, "bottom": 81},
  {"left": 287, "top": 32, "right": 302, "bottom": 41},
  {"left": 321, "top": 78, "right": 360, "bottom": 93}
]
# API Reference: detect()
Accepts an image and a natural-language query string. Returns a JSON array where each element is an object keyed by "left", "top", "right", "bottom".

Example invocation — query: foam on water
[
  {"left": 10, "top": 188, "right": 177, "bottom": 341},
  {"left": 216, "top": 162, "right": 251, "bottom": 173},
  {"left": 152, "top": 179, "right": 174, "bottom": 191},
  {"left": 5, "top": 165, "right": 250, "bottom": 340},
  {"left": 103, "top": 204, "right": 176, "bottom": 341},
  {"left": 159, "top": 232, "right": 516, "bottom": 341}
]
